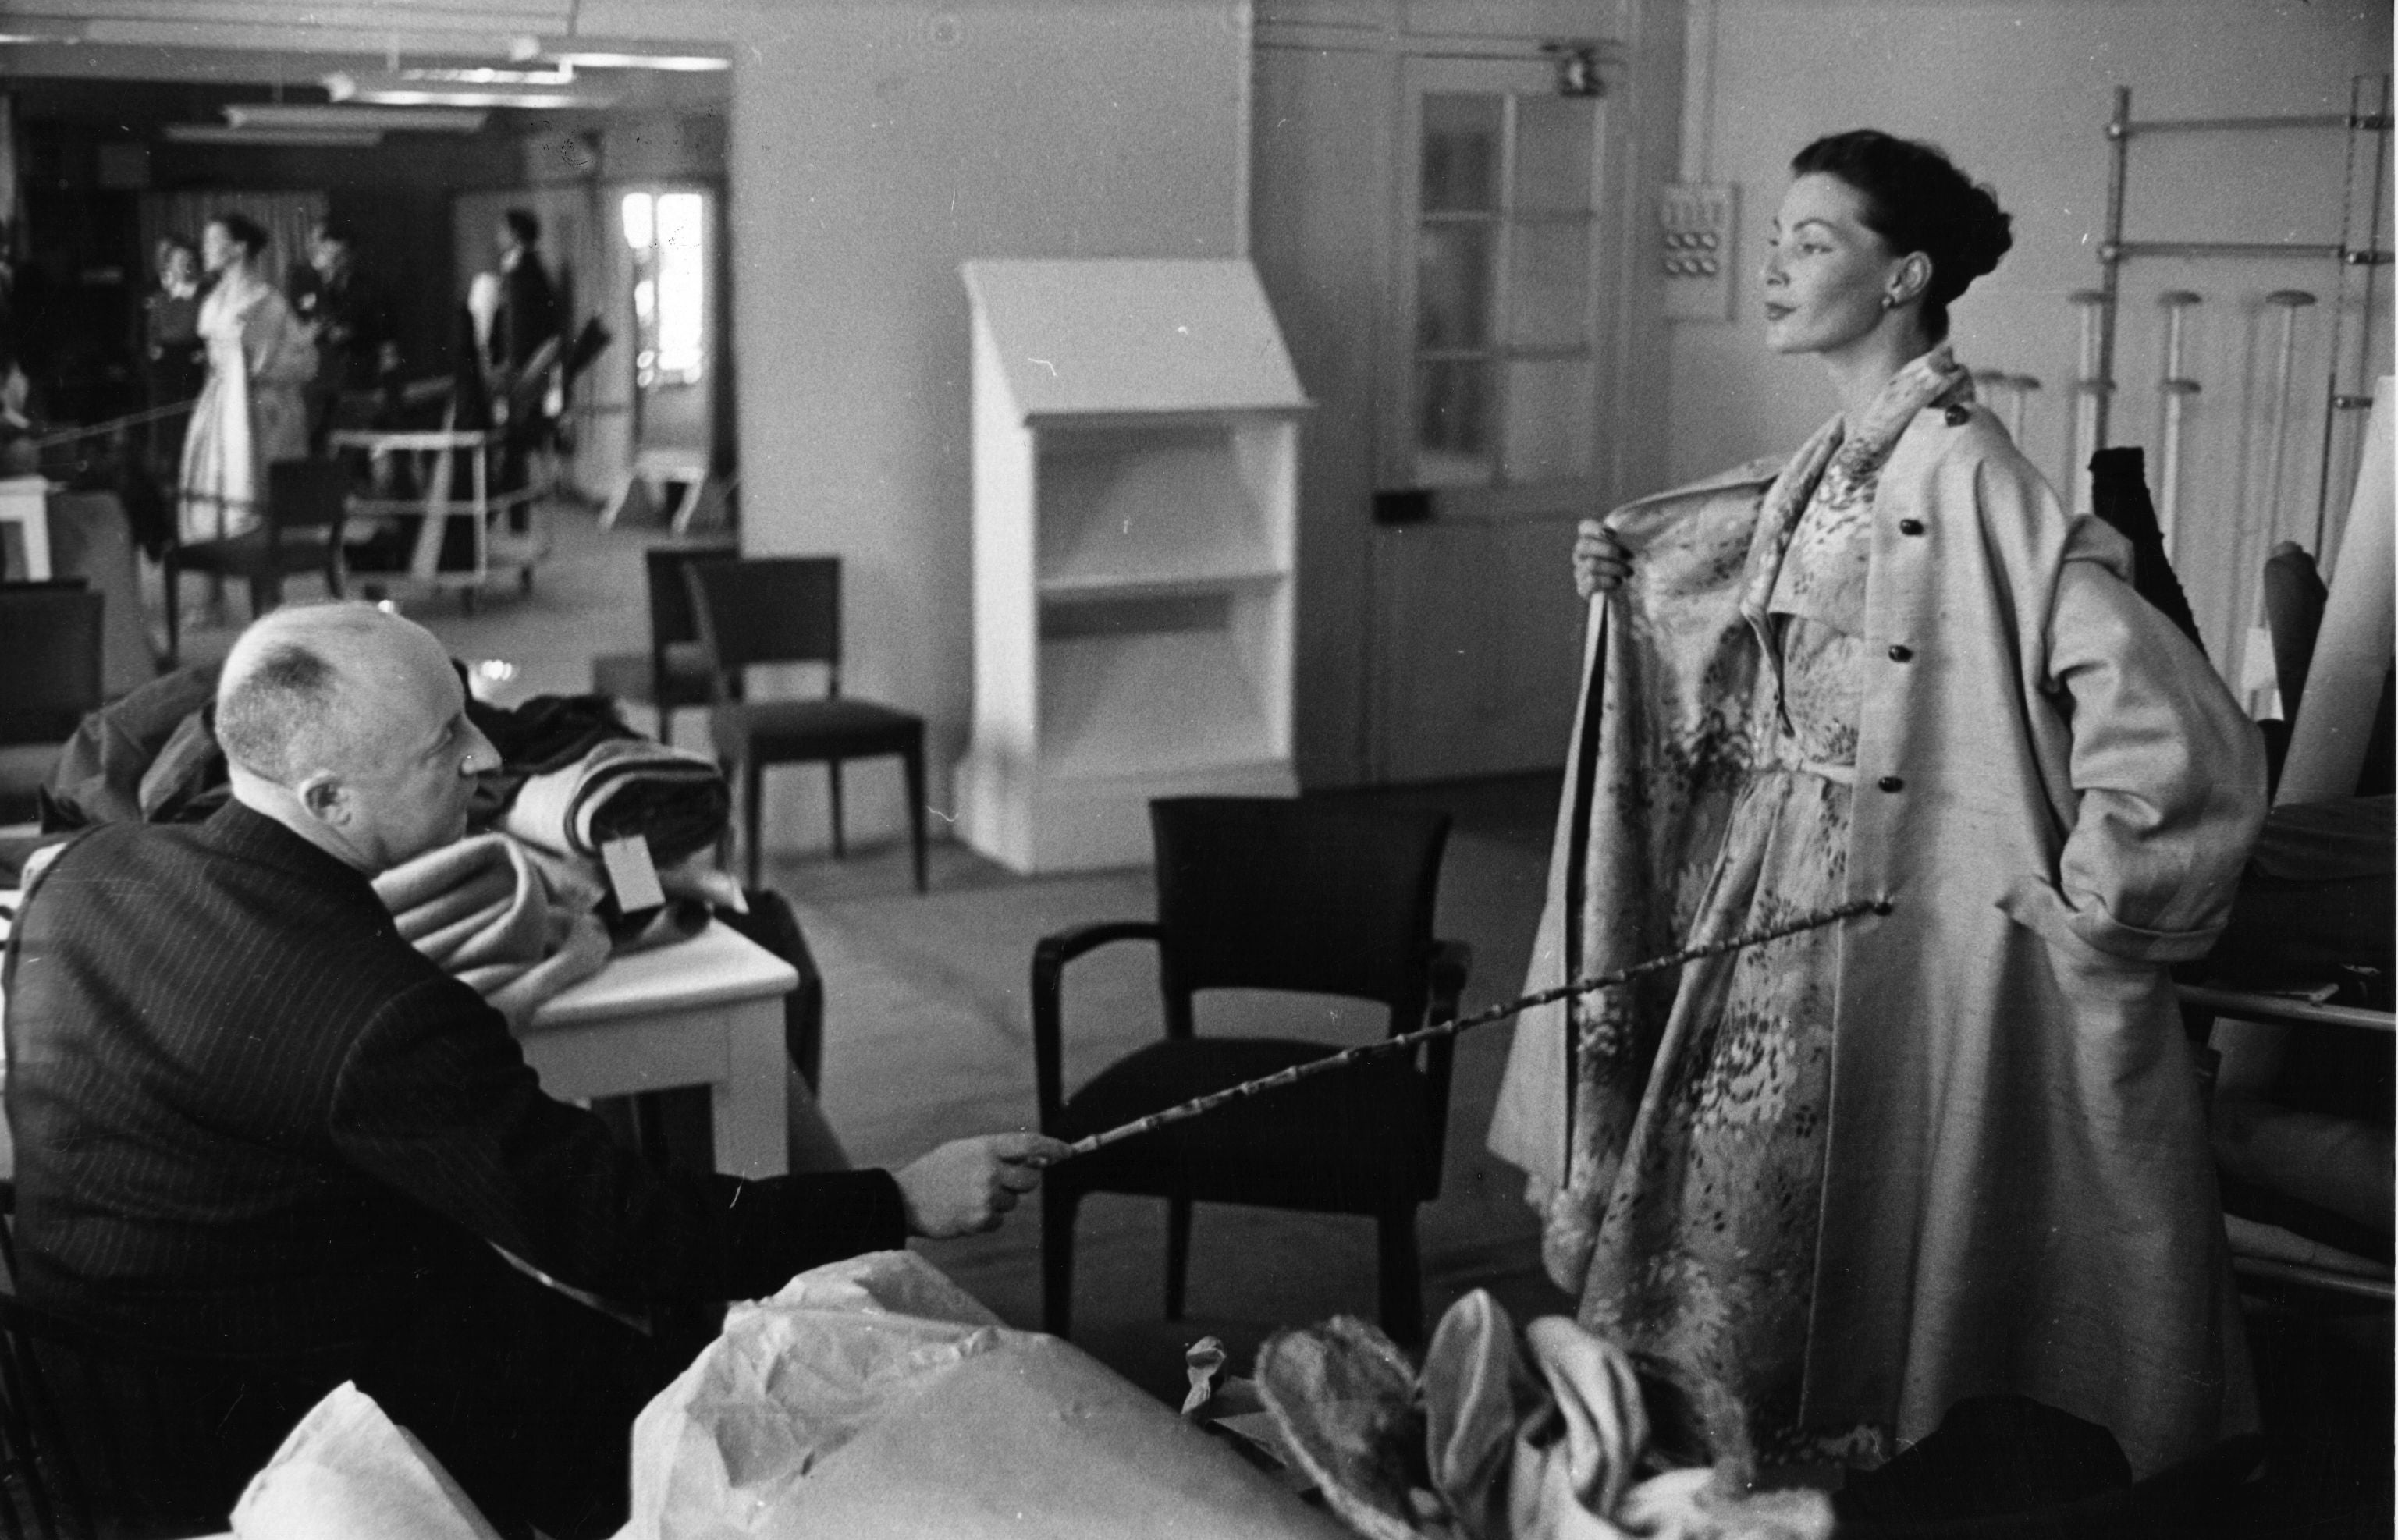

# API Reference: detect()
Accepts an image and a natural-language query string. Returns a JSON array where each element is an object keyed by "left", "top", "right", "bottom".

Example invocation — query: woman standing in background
[{"left": 177, "top": 213, "right": 314, "bottom": 546}]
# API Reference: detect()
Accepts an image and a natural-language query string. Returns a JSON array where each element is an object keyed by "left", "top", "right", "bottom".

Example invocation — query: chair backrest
[
  {"left": 684, "top": 556, "right": 844, "bottom": 678},
  {"left": 264, "top": 458, "right": 350, "bottom": 534},
  {"left": 643, "top": 542, "right": 739, "bottom": 651},
  {"left": 0, "top": 583, "right": 105, "bottom": 748},
  {"left": 1149, "top": 797, "right": 1451, "bottom": 1036}
]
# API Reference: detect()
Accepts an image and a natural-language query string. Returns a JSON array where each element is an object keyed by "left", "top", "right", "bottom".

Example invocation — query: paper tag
[{"left": 602, "top": 835, "right": 666, "bottom": 913}]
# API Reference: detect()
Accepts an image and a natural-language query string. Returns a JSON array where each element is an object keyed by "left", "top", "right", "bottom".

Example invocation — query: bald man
[{"left": 3, "top": 602, "right": 1064, "bottom": 1538}]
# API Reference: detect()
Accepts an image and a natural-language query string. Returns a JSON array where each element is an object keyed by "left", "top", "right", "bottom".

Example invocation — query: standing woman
[
  {"left": 143, "top": 236, "right": 208, "bottom": 486},
  {"left": 1489, "top": 130, "right": 2265, "bottom": 1476},
  {"left": 178, "top": 214, "right": 315, "bottom": 546}
]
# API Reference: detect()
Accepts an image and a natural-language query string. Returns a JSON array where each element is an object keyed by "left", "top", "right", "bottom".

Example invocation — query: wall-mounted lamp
[{"left": 1543, "top": 44, "right": 1604, "bottom": 99}]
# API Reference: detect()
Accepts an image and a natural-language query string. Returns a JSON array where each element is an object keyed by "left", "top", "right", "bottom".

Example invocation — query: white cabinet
[{"left": 957, "top": 260, "right": 1308, "bottom": 871}]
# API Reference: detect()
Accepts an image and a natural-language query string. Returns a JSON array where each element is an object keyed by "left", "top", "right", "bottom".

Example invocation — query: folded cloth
[
  {"left": 620, "top": 1251, "right": 1348, "bottom": 1540},
  {"left": 372, "top": 832, "right": 609, "bottom": 1026},
  {"left": 1258, "top": 1295, "right": 1833, "bottom": 1540},
  {"left": 499, "top": 736, "right": 729, "bottom": 868},
  {"left": 232, "top": 1382, "right": 503, "bottom": 1540}
]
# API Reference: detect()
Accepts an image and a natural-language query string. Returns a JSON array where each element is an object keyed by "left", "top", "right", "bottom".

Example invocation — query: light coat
[{"left": 1490, "top": 404, "right": 2267, "bottom": 1475}]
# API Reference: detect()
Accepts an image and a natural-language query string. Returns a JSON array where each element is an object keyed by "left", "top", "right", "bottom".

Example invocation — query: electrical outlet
[{"left": 1660, "top": 183, "right": 1735, "bottom": 324}]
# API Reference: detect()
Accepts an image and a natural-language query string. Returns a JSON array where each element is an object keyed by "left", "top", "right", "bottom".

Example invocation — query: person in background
[
  {"left": 5, "top": 599, "right": 1067, "bottom": 1538},
  {"left": 177, "top": 213, "right": 314, "bottom": 547},
  {"left": 1491, "top": 129, "right": 2265, "bottom": 1478},
  {"left": 142, "top": 236, "right": 208, "bottom": 477},
  {"left": 288, "top": 218, "right": 400, "bottom": 453},
  {"left": 487, "top": 209, "right": 563, "bottom": 522}
]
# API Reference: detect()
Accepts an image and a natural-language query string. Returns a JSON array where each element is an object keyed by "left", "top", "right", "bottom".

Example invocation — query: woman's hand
[{"left": 1573, "top": 520, "right": 1631, "bottom": 598}]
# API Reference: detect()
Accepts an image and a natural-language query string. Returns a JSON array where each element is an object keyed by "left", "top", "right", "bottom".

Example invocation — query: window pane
[
  {"left": 1505, "top": 221, "right": 1591, "bottom": 348},
  {"left": 1513, "top": 98, "right": 1596, "bottom": 214},
  {"left": 1503, "top": 357, "right": 1596, "bottom": 483},
  {"left": 1421, "top": 94, "right": 1502, "bottom": 214},
  {"left": 1416, "top": 224, "right": 1494, "bottom": 350},
  {"left": 1416, "top": 361, "right": 1494, "bottom": 487},
  {"left": 655, "top": 192, "right": 707, "bottom": 383}
]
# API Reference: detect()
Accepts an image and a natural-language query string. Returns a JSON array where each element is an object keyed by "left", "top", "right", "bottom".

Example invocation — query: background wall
[
  {"left": 1661, "top": 0, "right": 2393, "bottom": 681},
  {"left": 724, "top": 1, "right": 1248, "bottom": 851}
]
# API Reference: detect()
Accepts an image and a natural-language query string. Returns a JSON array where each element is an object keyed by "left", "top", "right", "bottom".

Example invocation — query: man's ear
[{"left": 295, "top": 773, "right": 347, "bottom": 827}]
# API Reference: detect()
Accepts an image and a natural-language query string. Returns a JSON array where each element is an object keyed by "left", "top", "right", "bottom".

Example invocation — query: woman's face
[
  {"left": 1760, "top": 172, "right": 1909, "bottom": 357},
  {"left": 160, "top": 245, "right": 195, "bottom": 287},
  {"left": 201, "top": 222, "right": 239, "bottom": 274}
]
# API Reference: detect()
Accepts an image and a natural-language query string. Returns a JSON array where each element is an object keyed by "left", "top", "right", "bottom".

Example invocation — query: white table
[{"left": 522, "top": 919, "right": 797, "bottom": 1178}]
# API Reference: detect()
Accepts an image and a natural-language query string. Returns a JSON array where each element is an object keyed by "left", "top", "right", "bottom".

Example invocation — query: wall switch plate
[{"left": 1660, "top": 183, "right": 1735, "bottom": 324}]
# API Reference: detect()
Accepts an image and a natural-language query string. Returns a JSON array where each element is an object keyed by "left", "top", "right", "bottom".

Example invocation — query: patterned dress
[{"left": 1579, "top": 357, "right": 1968, "bottom": 1467}]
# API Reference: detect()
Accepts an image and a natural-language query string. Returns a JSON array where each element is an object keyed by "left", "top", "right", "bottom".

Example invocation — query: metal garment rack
[{"left": 2083, "top": 76, "right": 2393, "bottom": 552}]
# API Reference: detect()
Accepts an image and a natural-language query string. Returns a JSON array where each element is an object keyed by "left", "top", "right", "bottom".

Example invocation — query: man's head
[
  {"left": 309, "top": 221, "right": 355, "bottom": 282},
  {"left": 496, "top": 209, "right": 540, "bottom": 258},
  {"left": 216, "top": 603, "right": 496, "bottom": 874}
]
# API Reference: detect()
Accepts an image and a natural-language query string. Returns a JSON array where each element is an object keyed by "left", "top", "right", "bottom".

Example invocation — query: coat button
[
  {"left": 1878, "top": 774, "right": 1905, "bottom": 793},
  {"left": 1898, "top": 518, "right": 1925, "bottom": 536},
  {"left": 1944, "top": 404, "right": 1972, "bottom": 426},
  {"left": 1888, "top": 644, "right": 1913, "bottom": 662}
]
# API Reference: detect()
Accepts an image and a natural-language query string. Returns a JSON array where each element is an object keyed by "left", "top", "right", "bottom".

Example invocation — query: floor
[{"left": 115, "top": 499, "right": 2398, "bottom": 1533}]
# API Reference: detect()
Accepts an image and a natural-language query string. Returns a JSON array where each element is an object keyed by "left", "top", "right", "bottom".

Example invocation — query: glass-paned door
[
  {"left": 1398, "top": 65, "right": 1604, "bottom": 495},
  {"left": 1370, "top": 52, "right": 1613, "bottom": 784}
]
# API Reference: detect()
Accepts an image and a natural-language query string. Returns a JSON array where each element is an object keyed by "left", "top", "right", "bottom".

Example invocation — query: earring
[{"left": 1880, "top": 294, "right": 1896, "bottom": 311}]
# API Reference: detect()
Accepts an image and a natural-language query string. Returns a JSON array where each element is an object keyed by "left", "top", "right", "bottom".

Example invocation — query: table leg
[{"left": 716, "top": 996, "right": 790, "bottom": 1178}]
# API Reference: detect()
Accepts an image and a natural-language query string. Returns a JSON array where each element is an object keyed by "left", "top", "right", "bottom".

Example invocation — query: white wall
[
  {"left": 725, "top": 2, "right": 1248, "bottom": 852},
  {"left": 1663, "top": 0, "right": 2392, "bottom": 672}
]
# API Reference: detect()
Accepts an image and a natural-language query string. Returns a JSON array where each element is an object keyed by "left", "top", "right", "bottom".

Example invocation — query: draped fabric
[
  {"left": 177, "top": 273, "right": 316, "bottom": 544},
  {"left": 1490, "top": 356, "right": 2269, "bottom": 1476}
]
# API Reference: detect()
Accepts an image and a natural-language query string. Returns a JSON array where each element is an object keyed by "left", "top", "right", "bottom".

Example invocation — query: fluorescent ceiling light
[
  {"left": 509, "top": 34, "right": 730, "bottom": 71},
  {"left": 397, "top": 66, "right": 574, "bottom": 87},
  {"left": 545, "top": 50, "right": 729, "bottom": 72},
  {"left": 164, "top": 124, "right": 383, "bottom": 148},
  {"left": 0, "top": 31, "right": 83, "bottom": 44},
  {"left": 224, "top": 104, "right": 488, "bottom": 133},
  {"left": 325, "top": 71, "right": 619, "bottom": 110}
]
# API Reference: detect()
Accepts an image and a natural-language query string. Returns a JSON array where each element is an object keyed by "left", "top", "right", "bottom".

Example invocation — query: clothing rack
[{"left": 2081, "top": 75, "right": 2392, "bottom": 551}]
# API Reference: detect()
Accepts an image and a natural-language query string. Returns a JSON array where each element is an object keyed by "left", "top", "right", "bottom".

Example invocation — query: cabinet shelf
[{"left": 958, "top": 258, "right": 1307, "bottom": 871}]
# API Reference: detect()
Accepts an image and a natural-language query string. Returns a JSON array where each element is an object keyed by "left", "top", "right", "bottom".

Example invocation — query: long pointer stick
[{"left": 1059, "top": 895, "right": 1890, "bottom": 1160}]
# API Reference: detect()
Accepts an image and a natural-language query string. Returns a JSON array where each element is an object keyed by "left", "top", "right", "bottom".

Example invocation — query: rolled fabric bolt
[{"left": 1060, "top": 896, "right": 1888, "bottom": 1160}]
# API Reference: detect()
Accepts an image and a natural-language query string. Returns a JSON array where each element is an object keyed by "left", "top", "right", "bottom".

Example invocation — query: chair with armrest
[
  {"left": 682, "top": 556, "right": 929, "bottom": 893},
  {"left": 589, "top": 542, "right": 739, "bottom": 749},
  {"left": 162, "top": 457, "right": 348, "bottom": 668},
  {"left": 1031, "top": 796, "right": 1470, "bottom": 1344},
  {"left": 0, "top": 582, "right": 105, "bottom": 828}
]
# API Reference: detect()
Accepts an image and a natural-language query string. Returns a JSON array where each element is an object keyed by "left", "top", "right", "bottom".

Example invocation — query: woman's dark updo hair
[
  {"left": 1790, "top": 130, "right": 2012, "bottom": 342},
  {"left": 209, "top": 212, "right": 272, "bottom": 260}
]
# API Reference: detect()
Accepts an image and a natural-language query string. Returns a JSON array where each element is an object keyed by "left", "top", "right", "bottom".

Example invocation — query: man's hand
[
  {"left": 894, "top": 1132, "right": 1071, "bottom": 1238},
  {"left": 1573, "top": 519, "right": 1632, "bottom": 598}
]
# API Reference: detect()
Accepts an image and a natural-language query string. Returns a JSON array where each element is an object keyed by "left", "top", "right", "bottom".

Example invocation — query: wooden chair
[
  {"left": 588, "top": 542, "right": 737, "bottom": 748},
  {"left": 162, "top": 458, "right": 347, "bottom": 668},
  {"left": 682, "top": 557, "right": 929, "bottom": 892},
  {"left": 0, "top": 583, "right": 105, "bottom": 826},
  {"left": 1031, "top": 797, "right": 1470, "bottom": 1343}
]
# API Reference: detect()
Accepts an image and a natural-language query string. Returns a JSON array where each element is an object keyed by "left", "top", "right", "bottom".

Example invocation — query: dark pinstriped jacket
[{"left": 2, "top": 800, "right": 905, "bottom": 1361}]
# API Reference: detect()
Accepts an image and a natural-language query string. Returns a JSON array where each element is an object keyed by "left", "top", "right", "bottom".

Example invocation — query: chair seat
[
  {"left": 172, "top": 527, "right": 340, "bottom": 577},
  {"left": 718, "top": 697, "right": 924, "bottom": 758},
  {"left": 1052, "top": 1037, "right": 1434, "bottom": 1210},
  {"left": 592, "top": 641, "right": 716, "bottom": 706}
]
